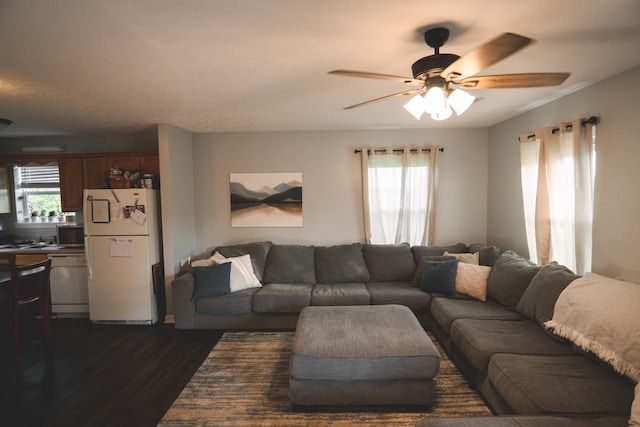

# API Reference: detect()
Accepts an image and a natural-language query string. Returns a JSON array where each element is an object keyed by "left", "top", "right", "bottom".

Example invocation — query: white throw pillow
[
  {"left": 455, "top": 262, "right": 491, "bottom": 301},
  {"left": 211, "top": 252, "right": 261, "bottom": 292},
  {"left": 190, "top": 256, "right": 216, "bottom": 268},
  {"left": 444, "top": 251, "right": 480, "bottom": 265},
  {"left": 630, "top": 382, "right": 640, "bottom": 426}
]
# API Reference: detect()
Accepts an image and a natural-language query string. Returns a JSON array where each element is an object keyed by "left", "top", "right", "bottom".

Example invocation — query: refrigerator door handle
[{"left": 85, "top": 237, "right": 93, "bottom": 280}]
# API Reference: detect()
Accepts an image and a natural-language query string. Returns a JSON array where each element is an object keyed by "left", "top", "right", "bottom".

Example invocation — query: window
[
  {"left": 361, "top": 147, "right": 440, "bottom": 246},
  {"left": 13, "top": 164, "right": 62, "bottom": 223},
  {"left": 519, "top": 119, "right": 596, "bottom": 274}
]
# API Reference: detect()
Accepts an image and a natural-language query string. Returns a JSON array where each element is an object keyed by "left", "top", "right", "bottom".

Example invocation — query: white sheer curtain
[
  {"left": 519, "top": 118, "right": 596, "bottom": 274},
  {"left": 361, "top": 147, "right": 439, "bottom": 246}
]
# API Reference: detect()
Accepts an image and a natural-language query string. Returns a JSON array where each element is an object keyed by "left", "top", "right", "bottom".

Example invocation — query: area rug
[{"left": 160, "top": 331, "right": 492, "bottom": 426}]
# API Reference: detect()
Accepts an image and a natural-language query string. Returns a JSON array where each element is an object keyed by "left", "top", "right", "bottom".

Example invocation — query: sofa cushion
[
  {"left": 314, "top": 243, "right": 370, "bottom": 284},
  {"left": 468, "top": 243, "right": 502, "bottom": 267},
  {"left": 311, "top": 283, "right": 370, "bottom": 306},
  {"left": 516, "top": 261, "right": 579, "bottom": 325},
  {"left": 450, "top": 318, "right": 573, "bottom": 377},
  {"left": 367, "top": 282, "right": 431, "bottom": 313},
  {"left": 488, "top": 354, "right": 635, "bottom": 416},
  {"left": 419, "top": 259, "right": 458, "bottom": 296},
  {"left": 412, "top": 255, "right": 457, "bottom": 286},
  {"left": 195, "top": 287, "right": 258, "bottom": 315},
  {"left": 252, "top": 283, "right": 312, "bottom": 313},
  {"left": 430, "top": 297, "right": 523, "bottom": 335},
  {"left": 263, "top": 245, "right": 316, "bottom": 284},
  {"left": 487, "top": 250, "right": 541, "bottom": 310},
  {"left": 192, "top": 262, "right": 232, "bottom": 299},
  {"left": 455, "top": 262, "right": 492, "bottom": 301},
  {"left": 411, "top": 243, "right": 467, "bottom": 266},
  {"left": 362, "top": 243, "right": 415, "bottom": 282},
  {"left": 215, "top": 241, "right": 273, "bottom": 282}
]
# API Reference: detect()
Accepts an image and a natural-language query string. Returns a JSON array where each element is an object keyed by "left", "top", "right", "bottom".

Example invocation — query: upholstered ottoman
[{"left": 289, "top": 304, "right": 440, "bottom": 406}]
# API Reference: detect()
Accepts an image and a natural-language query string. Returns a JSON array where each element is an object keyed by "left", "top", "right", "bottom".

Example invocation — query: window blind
[{"left": 18, "top": 165, "right": 60, "bottom": 188}]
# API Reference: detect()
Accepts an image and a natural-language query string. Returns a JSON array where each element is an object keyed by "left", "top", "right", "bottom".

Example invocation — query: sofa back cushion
[
  {"left": 516, "top": 261, "right": 580, "bottom": 325},
  {"left": 315, "top": 243, "right": 370, "bottom": 284},
  {"left": 467, "top": 243, "right": 501, "bottom": 267},
  {"left": 487, "top": 250, "right": 541, "bottom": 310},
  {"left": 215, "top": 241, "right": 273, "bottom": 282},
  {"left": 263, "top": 244, "right": 316, "bottom": 284},
  {"left": 411, "top": 242, "right": 467, "bottom": 264},
  {"left": 363, "top": 243, "right": 415, "bottom": 282}
]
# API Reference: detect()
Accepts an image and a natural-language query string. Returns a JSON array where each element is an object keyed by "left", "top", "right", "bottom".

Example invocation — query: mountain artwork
[{"left": 230, "top": 173, "right": 302, "bottom": 227}]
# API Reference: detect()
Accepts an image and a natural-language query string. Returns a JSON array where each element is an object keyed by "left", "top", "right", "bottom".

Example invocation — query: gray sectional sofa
[{"left": 171, "top": 241, "right": 636, "bottom": 425}]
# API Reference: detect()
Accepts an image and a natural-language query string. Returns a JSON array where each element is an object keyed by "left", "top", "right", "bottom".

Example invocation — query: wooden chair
[{"left": 0, "top": 255, "right": 54, "bottom": 384}]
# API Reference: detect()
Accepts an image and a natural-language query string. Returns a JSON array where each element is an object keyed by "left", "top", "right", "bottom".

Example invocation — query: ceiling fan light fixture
[
  {"left": 403, "top": 93, "right": 426, "bottom": 120},
  {"left": 431, "top": 105, "right": 453, "bottom": 121},
  {"left": 423, "top": 86, "right": 447, "bottom": 115},
  {"left": 448, "top": 88, "right": 475, "bottom": 115}
]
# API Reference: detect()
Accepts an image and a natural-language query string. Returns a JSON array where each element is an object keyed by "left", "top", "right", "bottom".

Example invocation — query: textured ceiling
[{"left": 0, "top": 0, "right": 639, "bottom": 137}]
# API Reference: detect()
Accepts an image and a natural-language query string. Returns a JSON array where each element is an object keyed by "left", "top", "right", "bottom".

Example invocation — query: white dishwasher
[{"left": 47, "top": 253, "right": 89, "bottom": 317}]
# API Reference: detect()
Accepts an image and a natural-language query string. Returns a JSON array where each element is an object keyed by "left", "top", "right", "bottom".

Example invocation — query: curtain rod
[
  {"left": 526, "top": 116, "right": 599, "bottom": 139},
  {"left": 354, "top": 147, "right": 444, "bottom": 154}
]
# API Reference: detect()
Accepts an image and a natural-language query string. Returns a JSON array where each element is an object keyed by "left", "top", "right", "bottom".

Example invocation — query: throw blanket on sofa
[{"left": 545, "top": 272, "right": 640, "bottom": 383}]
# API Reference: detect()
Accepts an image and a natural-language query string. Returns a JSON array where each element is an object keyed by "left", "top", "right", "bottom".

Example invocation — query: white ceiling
[{"left": 1, "top": 0, "right": 639, "bottom": 137}]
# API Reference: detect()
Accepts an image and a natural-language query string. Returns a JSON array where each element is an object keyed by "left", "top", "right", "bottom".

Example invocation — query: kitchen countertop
[{"left": 0, "top": 244, "right": 85, "bottom": 255}]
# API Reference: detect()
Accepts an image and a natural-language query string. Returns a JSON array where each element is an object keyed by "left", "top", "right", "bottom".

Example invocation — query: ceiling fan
[{"left": 328, "top": 27, "right": 570, "bottom": 120}]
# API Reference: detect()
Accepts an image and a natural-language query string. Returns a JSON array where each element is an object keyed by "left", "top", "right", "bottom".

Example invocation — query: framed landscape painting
[{"left": 230, "top": 172, "right": 303, "bottom": 227}]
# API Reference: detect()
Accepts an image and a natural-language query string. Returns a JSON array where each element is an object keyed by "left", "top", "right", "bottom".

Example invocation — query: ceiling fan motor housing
[{"left": 411, "top": 54, "right": 459, "bottom": 80}]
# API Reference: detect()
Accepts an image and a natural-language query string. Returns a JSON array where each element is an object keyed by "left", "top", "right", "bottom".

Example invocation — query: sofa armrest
[{"left": 172, "top": 272, "right": 197, "bottom": 329}]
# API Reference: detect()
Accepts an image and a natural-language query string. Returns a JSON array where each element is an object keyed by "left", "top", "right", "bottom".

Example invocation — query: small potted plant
[
  {"left": 48, "top": 211, "right": 57, "bottom": 222},
  {"left": 31, "top": 211, "right": 40, "bottom": 222}
]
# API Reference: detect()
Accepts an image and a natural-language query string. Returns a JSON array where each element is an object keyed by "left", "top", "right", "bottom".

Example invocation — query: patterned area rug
[{"left": 160, "top": 331, "right": 492, "bottom": 426}]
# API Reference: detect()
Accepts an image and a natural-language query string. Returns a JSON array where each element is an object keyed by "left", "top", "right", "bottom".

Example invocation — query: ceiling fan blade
[
  {"left": 441, "top": 33, "right": 533, "bottom": 80},
  {"left": 342, "top": 89, "right": 421, "bottom": 109},
  {"left": 328, "top": 70, "right": 423, "bottom": 86},
  {"left": 457, "top": 72, "right": 571, "bottom": 89}
]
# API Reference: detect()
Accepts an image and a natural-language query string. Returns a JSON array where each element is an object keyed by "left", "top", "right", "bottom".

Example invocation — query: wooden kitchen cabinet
[
  {"left": 58, "top": 157, "right": 84, "bottom": 212},
  {"left": 108, "top": 155, "right": 139, "bottom": 172},
  {"left": 0, "top": 152, "right": 159, "bottom": 213},
  {"left": 140, "top": 155, "right": 160, "bottom": 176},
  {"left": 83, "top": 157, "right": 108, "bottom": 189}
]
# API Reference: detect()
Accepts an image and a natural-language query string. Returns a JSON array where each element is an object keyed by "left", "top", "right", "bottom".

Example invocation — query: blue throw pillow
[
  {"left": 192, "top": 262, "right": 232, "bottom": 300},
  {"left": 419, "top": 259, "right": 458, "bottom": 296}
]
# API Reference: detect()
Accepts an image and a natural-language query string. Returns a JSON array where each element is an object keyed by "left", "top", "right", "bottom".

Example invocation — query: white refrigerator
[{"left": 83, "top": 188, "right": 161, "bottom": 324}]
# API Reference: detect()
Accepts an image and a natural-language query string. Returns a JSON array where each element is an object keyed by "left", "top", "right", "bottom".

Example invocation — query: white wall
[
  {"left": 158, "top": 124, "right": 196, "bottom": 318},
  {"left": 191, "top": 128, "right": 489, "bottom": 253},
  {"left": 488, "top": 65, "right": 640, "bottom": 283}
]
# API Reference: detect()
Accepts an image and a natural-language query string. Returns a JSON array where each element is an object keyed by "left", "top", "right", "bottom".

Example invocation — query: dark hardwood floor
[{"left": 1, "top": 318, "right": 222, "bottom": 427}]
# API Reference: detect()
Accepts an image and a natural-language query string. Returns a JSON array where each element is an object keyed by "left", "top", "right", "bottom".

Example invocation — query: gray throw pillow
[
  {"left": 315, "top": 243, "right": 370, "bottom": 284},
  {"left": 419, "top": 259, "right": 458, "bottom": 296},
  {"left": 363, "top": 243, "right": 416, "bottom": 282},
  {"left": 412, "top": 255, "right": 457, "bottom": 286},
  {"left": 192, "top": 262, "right": 232, "bottom": 300},
  {"left": 487, "top": 250, "right": 541, "bottom": 310},
  {"left": 516, "top": 261, "right": 580, "bottom": 324},
  {"left": 263, "top": 245, "right": 316, "bottom": 284},
  {"left": 215, "top": 241, "right": 273, "bottom": 282}
]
